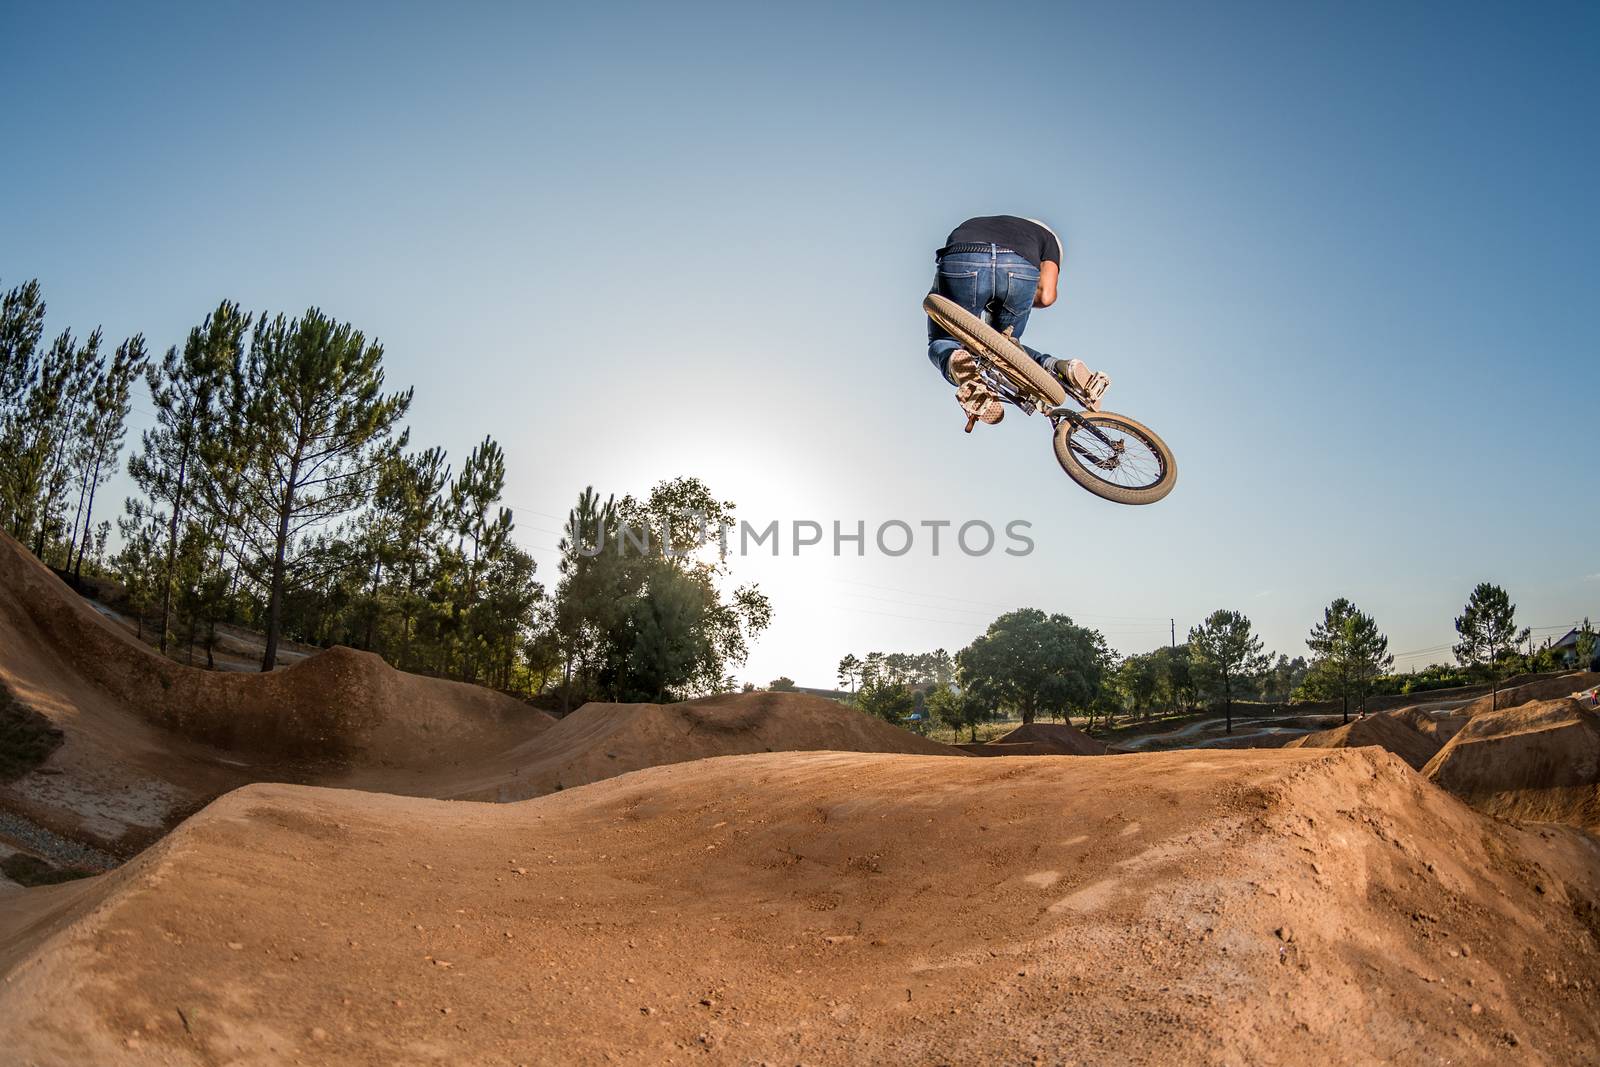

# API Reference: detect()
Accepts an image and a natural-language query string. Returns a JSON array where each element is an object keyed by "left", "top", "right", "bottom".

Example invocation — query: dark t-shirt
[{"left": 942, "top": 215, "right": 1064, "bottom": 268}]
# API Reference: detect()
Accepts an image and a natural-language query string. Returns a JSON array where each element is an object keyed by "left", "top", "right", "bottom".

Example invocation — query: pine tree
[
  {"left": 5, "top": 327, "right": 91, "bottom": 547},
  {"left": 448, "top": 436, "right": 513, "bottom": 680},
  {"left": 1454, "top": 583, "right": 1530, "bottom": 705},
  {"left": 836, "top": 653, "right": 861, "bottom": 693},
  {"left": 1573, "top": 618, "right": 1595, "bottom": 673},
  {"left": 1188, "top": 609, "right": 1271, "bottom": 734},
  {"left": 1307, "top": 598, "right": 1394, "bottom": 722},
  {"left": 129, "top": 304, "right": 244, "bottom": 650},
  {"left": 0, "top": 280, "right": 47, "bottom": 532},
  {"left": 66, "top": 335, "right": 148, "bottom": 580},
  {"left": 231, "top": 308, "right": 410, "bottom": 670}
]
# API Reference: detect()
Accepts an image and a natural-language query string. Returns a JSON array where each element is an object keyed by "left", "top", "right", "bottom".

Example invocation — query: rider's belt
[{"left": 936, "top": 243, "right": 1018, "bottom": 259}]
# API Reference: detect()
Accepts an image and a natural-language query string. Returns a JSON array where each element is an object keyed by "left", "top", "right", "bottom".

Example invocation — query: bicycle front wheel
[{"left": 1053, "top": 411, "right": 1176, "bottom": 505}]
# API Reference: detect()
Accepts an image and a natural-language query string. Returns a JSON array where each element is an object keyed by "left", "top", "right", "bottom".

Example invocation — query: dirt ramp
[
  {"left": 4, "top": 748, "right": 1598, "bottom": 1064},
  {"left": 0, "top": 530, "right": 549, "bottom": 765},
  {"left": 467, "top": 690, "right": 959, "bottom": 799},
  {"left": 1282, "top": 712, "right": 1441, "bottom": 770},
  {"left": 990, "top": 720, "right": 1109, "bottom": 755},
  {"left": 1387, "top": 703, "right": 1468, "bottom": 744},
  {"left": 0, "top": 529, "right": 554, "bottom": 852},
  {"left": 1423, "top": 698, "right": 1600, "bottom": 829},
  {"left": 1459, "top": 671, "right": 1600, "bottom": 718}
]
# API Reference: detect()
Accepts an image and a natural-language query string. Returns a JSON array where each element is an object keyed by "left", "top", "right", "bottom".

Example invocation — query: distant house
[{"left": 1551, "top": 626, "right": 1600, "bottom": 670}]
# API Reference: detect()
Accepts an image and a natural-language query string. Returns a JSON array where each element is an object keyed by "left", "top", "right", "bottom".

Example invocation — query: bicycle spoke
[{"left": 1067, "top": 418, "right": 1165, "bottom": 490}]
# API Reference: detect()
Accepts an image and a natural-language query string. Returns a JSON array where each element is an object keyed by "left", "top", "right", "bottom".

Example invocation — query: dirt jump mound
[
  {"left": 3, "top": 747, "right": 1597, "bottom": 1065},
  {"left": 1282, "top": 712, "right": 1441, "bottom": 770},
  {"left": 0, "top": 529, "right": 551, "bottom": 853},
  {"left": 461, "top": 690, "right": 959, "bottom": 800},
  {"left": 1423, "top": 697, "right": 1600, "bottom": 829},
  {"left": 960, "top": 720, "right": 1109, "bottom": 756},
  {"left": 1386, "top": 703, "right": 1469, "bottom": 744},
  {"left": 1459, "top": 671, "right": 1600, "bottom": 718}
]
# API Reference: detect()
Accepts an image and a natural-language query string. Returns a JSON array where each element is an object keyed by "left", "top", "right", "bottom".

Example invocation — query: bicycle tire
[
  {"left": 1052, "top": 411, "right": 1176, "bottom": 505},
  {"left": 923, "top": 293, "right": 1066, "bottom": 407}
]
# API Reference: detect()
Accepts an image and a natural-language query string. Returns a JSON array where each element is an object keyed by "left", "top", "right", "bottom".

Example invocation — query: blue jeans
[{"left": 927, "top": 247, "right": 1053, "bottom": 384}]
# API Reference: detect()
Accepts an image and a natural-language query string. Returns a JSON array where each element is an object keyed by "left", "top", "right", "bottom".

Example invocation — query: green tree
[
  {"left": 1574, "top": 618, "right": 1595, "bottom": 672},
  {"left": 856, "top": 678, "right": 915, "bottom": 726},
  {"left": 0, "top": 280, "right": 45, "bottom": 421},
  {"left": 65, "top": 335, "right": 147, "bottom": 580},
  {"left": 551, "top": 477, "right": 771, "bottom": 703},
  {"left": 836, "top": 653, "right": 861, "bottom": 694},
  {"left": 553, "top": 486, "right": 618, "bottom": 710},
  {"left": 470, "top": 544, "right": 544, "bottom": 690},
  {"left": 128, "top": 304, "right": 244, "bottom": 651},
  {"left": 113, "top": 500, "right": 164, "bottom": 641},
  {"left": 3, "top": 324, "right": 96, "bottom": 550},
  {"left": 1306, "top": 598, "right": 1394, "bottom": 722},
  {"left": 1114, "top": 652, "right": 1161, "bottom": 720},
  {"left": 0, "top": 280, "right": 47, "bottom": 538},
  {"left": 1149, "top": 643, "right": 1193, "bottom": 715},
  {"left": 232, "top": 308, "right": 411, "bottom": 670},
  {"left": 957, "top": 608, "right": 1108, "bottom": 725},
  {"left": 33, "top": 329, "right": 103, "bottom": 561},
  {"left": 1453, "top": 582, "right": 1530, "bottom": 704},
  {"left": 1188, "top": 610, "right": 1271, "bottom": 733},
  {"left": 1262, "top": 654, "right": 1309, "bottom": 705},
  {"left": 769, "top": 676, "right": 797, "bottom": 691},
  {"left": 446, "top": 436, "right": 515, "bottom": 680},
  {"left": 371, "top": 445, "right": 451, "bottom": 667},
  {"left": 927, "top": 685, "right": 991, "bottom": 741}
]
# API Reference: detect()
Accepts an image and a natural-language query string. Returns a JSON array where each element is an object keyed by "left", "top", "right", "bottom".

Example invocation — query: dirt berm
[
  {"left": 0, "top": 529, "right": 559, "bottom": 853},
  {"left": 1388, "top": 703, "right": 1469, "bottom": 744},
  {"left": 0, "top": 530, "right": 956, "bottom": 851},
  {"left": 1282, "top": 712, "right": 1441, "bottom": 770},
  {"left": 959, "top": 721, "right": 1109, "bottom": 757},
  {"left": 349, "top": 690, "right": 962, "bottom": 801},
  {"left": 1423, "top": 697, "right": 1600, "bottom": 829},
  {"left": 0, "top": 529, "right": 549, "bottom": 765},
  {"left": 1459, "top": 671, "right": 1600, "bottom": 718},
  {"left": 3, "top": 747, "right": 1598, "bottom": 1064}
]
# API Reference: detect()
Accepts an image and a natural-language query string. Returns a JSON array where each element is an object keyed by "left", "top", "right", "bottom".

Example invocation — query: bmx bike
[{"left": 923, "top": 292, "right": 1177, "bottom": 505}]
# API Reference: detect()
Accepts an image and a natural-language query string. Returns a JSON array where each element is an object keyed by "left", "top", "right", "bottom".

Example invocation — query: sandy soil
[
  {"left": 0, "top": 531, "right": 556, "bottom": 856},
  {"left": 1282, "top": 713, "right": 1441, "bottom": 770},
  {"left": 0, "top": 531, "right": 956, "bottom": 856},
  {"left": 1424, "top": 698, "right": 1600, "bottom": 830},
  {"left": 6, "top": 527, "right": 1600, "bottom": 1063},
  {"left": 3, "top": 748, "right": 1598, "bottom": 1065},
  {"left": 1459, "top": 673, "right": 1600, "bottom": 718},
  {"left": 335, "top": 691, "right": 962, "bottom": 802}
]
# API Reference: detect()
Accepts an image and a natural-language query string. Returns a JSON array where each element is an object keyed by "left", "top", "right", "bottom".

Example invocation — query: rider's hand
[{"left": 1033, "top": 260, "right": 1059, "bottom": 308}]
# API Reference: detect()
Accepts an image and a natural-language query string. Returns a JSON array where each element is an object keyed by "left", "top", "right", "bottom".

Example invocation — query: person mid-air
[{"left": 926, "top": 215, "right": 1109, "bottom": 425}]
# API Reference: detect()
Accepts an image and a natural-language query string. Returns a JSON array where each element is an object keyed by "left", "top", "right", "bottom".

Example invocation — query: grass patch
[
  {"left": 0, "top": 852, "right": 92, "bottom": 887},
  {"left": 0, "top": 681, "right": 64, "bottom": 781}
]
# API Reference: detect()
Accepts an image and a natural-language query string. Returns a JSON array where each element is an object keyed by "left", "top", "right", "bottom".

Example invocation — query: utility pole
[{"left": 1171, "top": 618, "right": 1176, "bottom": 649}]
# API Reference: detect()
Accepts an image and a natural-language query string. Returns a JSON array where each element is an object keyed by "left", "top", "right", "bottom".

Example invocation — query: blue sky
[{"left": 3, "top": 1, "right": 1596, "bottom": 686}]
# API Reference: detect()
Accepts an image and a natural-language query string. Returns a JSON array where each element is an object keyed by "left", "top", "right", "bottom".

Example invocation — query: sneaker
[
  {"left": 1053, "top": 358, "right": 1111, "bottom": 411},
  {"left": 955, "top": 380, "right": 1005, "bottom": 425},
  {"left": 947, "top": 348, "right": 980, "bottom": 386}
]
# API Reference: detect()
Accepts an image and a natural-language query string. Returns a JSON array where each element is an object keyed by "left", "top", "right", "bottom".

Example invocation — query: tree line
[
  {"left": 832, "top": 581, "right": 1566, "bottom": 737},
  {"left": 0, "top": 279, "right": 769, "bottom": 704}
]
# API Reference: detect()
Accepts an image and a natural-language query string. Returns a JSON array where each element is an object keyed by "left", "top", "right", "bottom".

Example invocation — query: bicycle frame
[{"left": 968, "top": 351, "right": 1123, "bottom": 462}]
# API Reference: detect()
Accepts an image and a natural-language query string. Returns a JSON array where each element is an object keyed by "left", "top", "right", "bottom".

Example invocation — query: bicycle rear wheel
[
  {"left": 1053, "top": 411, "right": 1176, "bottom": 505},
  {"left": 923, "top": 293, "right": 1065, "bottom": 407}
]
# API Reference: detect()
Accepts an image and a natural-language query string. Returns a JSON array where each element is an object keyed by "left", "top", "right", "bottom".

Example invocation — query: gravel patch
[{"left": 0, "top": 808, "right": 118, "bottom": 872}]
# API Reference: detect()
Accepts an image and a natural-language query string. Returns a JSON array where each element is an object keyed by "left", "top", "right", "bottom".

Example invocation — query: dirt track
[
  {"left": 5, "top": 526, "right": 1600, "bottom": 1063},
  {"left": 4, "top": 748, "right": 1598, "bottom": 1065},
  {"left": 0, "top": 531, "right": 957, "bottom": 859}
]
